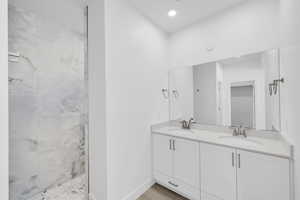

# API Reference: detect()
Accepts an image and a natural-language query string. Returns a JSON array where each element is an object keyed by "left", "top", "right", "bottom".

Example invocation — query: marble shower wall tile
[{"left": 8, "top": 3, "right": 87, "bottom": 200}]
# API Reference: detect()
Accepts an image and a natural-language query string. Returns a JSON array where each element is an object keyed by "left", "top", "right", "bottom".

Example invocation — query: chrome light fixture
[{"left": 269, "top": 78, "right": 284, "bottom": 96}]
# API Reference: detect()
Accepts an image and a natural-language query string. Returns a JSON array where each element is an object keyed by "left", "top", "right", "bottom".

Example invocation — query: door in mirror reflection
[{"left": 231, "top": 84, "right": 255, "bottom": 128}]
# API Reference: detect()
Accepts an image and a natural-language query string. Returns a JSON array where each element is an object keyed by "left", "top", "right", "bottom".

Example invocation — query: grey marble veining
[{"left": 9, "top": 3, "right": 87, "bottom": 200}]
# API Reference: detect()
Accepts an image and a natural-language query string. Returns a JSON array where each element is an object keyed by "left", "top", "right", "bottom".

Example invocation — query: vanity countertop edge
[{"left": 151, "top": 122, "right": 293, "bottom": 159}]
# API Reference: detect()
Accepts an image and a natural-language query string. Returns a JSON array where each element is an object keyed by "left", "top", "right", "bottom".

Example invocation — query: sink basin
[
  {"left": 166, "top": 127, "right": 196, "bottom": 133},
  {"left": 218, "top": 136, "right": 263, "bottom": 147}
]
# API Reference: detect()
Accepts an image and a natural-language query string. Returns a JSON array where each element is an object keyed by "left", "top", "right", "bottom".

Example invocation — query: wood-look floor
[{"left": 137, "top": 184, "right": 189, "bottom": 200}]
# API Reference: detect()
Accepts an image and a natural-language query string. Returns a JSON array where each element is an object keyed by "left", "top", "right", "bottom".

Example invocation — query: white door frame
[{"left": 0, "top": 0, "right": 9, "bottom": 199}]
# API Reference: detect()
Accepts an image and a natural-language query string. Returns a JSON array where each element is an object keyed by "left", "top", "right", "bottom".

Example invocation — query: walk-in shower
[{"left": 8, "top": 0, "right": 88, "bottom": 200}]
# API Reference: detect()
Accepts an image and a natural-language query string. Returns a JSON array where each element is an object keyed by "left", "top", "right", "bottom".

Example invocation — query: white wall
[
  {"left": 88, "top": 0, "right": 107, "bottom": 199},
  {"left": 193, "top": 63, "right": 217, "bottom": 125},
  {"left": 0, "top": 0, "right": 9, "bottom": 199},
  {"left": 169, "top": 67, "right": 194, "bottom": 121},
  {"left": 280, "top": 46, "right": 300, "bottom": 200},
  {"left": 280, "top": 2, "right": 300, "bottom": 199},
  {"left": 280, "top": 0, "right": 300, "bottom": 46},
  {"left": 216, "top": 63, "right": 224, "bottom": 125},
  {"left": 169, "top": 0, "right": 280, "bottom": 67},
  {"left": 105, "top": 0, "right": 169, "bottom": 199}
]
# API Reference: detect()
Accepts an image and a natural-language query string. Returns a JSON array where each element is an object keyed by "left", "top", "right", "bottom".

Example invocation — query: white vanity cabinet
[
  {"left": 173, "top": 137, "right": 200, "bottom": 188},
  {"left": 236, "top": 150, "right": 290, "bottom": 200},
  {"left": 153, "top": 133, "right": 173, "bottom": 177},
  {"left": 200, "top": 143, "right": 237, "bottom": 200},
  {"left": 152, "top": 131, "right": 291, "bottom": 200},
  {"left": 200, "top": 143, "right": 290, "bottom": 200},
  {"left": 152, "top": 133, "right": 200, "bottom": 200}
]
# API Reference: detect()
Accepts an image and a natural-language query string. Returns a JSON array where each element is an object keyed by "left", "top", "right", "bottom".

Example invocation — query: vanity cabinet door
[
  {"left": 236, "top": 150, "right": 290, "bottom": 200},
  {"left": 173, "top": 138, "right": 200, "bottom": 188},
  {"left": 200, "top": 143, "right": 237, "bottom": 200},
  {"left": 152, "top": 134, "right": 173, "bottom": 177}
]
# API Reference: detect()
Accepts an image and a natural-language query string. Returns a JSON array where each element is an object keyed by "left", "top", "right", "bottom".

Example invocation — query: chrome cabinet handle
[
  {"left": 172, "top": 140, "right": 175, "bottom": 151},
  {"left": 169, "top": 139, "right": 172, "bottom": 150},
  {"left": 232, "top": 152, "right": 235, "bottom": 167},
  {"left": 168, "top": 181, "right": 178, "bottom": 187},
  {"left": 238, "top": 154, "right": 241, "bottom": 168}
]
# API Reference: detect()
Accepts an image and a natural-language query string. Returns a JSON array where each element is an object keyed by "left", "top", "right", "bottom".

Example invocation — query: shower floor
[{"left": 29, "top": 175, "right": 87, "bottom": 200}]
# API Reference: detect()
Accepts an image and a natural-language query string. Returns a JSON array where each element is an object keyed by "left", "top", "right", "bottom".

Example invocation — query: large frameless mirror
[{"left": 169, "top": 49, "right": 281, "bottom": 131}]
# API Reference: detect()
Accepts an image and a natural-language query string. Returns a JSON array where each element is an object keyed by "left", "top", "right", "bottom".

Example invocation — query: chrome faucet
[
  {"left": 232, "top": 125, "right": 247, "bottom": 138},
  {"left": 180, "top": 118, "right": 195, "bottom": 129}
]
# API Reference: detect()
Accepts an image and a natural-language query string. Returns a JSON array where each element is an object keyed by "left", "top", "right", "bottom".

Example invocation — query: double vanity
[
  {"left": 151, "top": 123, "right": 292, "bottom": 200},
  {"left": 152, "top": 48, "right": 293, "bottom": 200}
]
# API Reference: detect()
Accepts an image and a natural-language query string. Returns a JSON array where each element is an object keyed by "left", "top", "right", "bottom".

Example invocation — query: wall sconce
[
  {"left": 172, "top": 89, "right": 179, "bottom": 99},
  {"left": 162, "top": 88, "right": 169, "bottom": 99},
  {"left": 269, "top": 83, "right": 273, "bottom": 96},
  {"left": 269, "top": 78, "right": 284, "bottom": 96}
]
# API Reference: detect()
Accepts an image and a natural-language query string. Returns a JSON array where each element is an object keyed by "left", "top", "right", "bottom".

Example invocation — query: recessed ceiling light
[{"left": 168, "top": 10, "right": 177, "bottom": 17}]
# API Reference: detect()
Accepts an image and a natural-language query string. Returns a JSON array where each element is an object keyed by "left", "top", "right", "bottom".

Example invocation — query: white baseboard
[{"left": 121, "top": 179, "right": 155, "bottom": 200}]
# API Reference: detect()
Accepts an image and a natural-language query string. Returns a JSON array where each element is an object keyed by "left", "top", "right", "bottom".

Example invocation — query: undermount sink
[
  {"left": 166, "top": 127, "right": 196, "bottom": 133},
  {"left": 218, "top": 136, "right": 263, "bottom": 147}
]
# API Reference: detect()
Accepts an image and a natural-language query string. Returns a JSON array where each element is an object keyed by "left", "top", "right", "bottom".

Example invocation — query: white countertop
[{"left": 152, "top": 125, "right": 292, "bottom": 159}]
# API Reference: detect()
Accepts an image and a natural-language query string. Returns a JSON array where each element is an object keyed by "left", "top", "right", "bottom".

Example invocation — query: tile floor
[
  {"left": 28, "top": 180, "right": 186, "bottom": 200},
  {"left": 29, "top": 175, "right": 87, "bottom": 200}
]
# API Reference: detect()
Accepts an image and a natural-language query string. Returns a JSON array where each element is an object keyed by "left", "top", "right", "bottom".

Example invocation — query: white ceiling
[{"left": 128, "top": 0, "right": 247, "bottom": 33}]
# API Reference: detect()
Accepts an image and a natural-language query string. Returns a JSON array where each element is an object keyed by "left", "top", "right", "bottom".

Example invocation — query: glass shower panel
[{"left": 8, "top": 1, "right": 88, "bottom": 200}]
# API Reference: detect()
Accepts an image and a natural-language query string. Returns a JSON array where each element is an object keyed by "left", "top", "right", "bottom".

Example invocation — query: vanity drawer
[{"left": 154, "top": 171, "right": 200, "bottom": 200}]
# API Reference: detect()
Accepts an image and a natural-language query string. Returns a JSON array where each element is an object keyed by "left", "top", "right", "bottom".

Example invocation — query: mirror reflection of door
[{"left": 231, "top": 84, "right": 255, "bottom": 128}]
